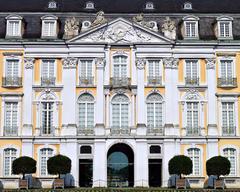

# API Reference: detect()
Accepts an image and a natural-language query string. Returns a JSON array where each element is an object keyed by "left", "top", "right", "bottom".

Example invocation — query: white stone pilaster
[
  {"left": 22, "top": 58, "right": 34, "bottom": 136},
  {"left": 93, "top": 139, "right": 107, "bottom": 187},
  {"left": 21, "top": 139, "right": 33, "bottom": 157},
  {"left": 131, "top": 91, "right": 136, "bottom": 127},
  {"left": 206, "top": 59, "right": 218, "bottom": 136},
  {"left": 105, "top": 89, "right": 110, "bottom": 128},
  {"left": 104, "top": 46, "right": 110, "bottom": 85},
  {"left": 131, "top": 46, "right": 137, "bottom": 85},
  {"left": 207, "top": 139, "right": 219, "bottom": 159},
  {"left": 61, "top": 58, "right": 77, "bottom": 136},
  {"left": 95, "top": 58, "right": 105, "bottom": 136}
]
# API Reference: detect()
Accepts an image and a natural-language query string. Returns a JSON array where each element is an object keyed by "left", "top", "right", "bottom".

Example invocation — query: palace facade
[{"left": 0, "top": 0, "right": 240, "bottom": 189}]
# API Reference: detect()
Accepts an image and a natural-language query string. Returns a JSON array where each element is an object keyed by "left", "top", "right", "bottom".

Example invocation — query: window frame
[
  {"left": 218, "top": 57, "right": 236, "bottom": 78},
  {"left": 38, "top": 147, "right": 55, "bottom": 177},
  {"left": 40, "top": 59, "right": 56, "bottom": 86},
  {"left": 183, "top": 16, "right": 199, "bottom": 39},
  {"left": 2, "top": 146, "right": 19, "bottom": 177},
  {"left": 5, "top": 15, "right": 23, "bottom": 38},
  {"left": 41, "top": 15, "right": 58, "bottom": 39},
  {"left": 3, "top": 56, "right": 21, "bottom": 78},
  {"left": 184, "top": 59, "right": 200, "bottom": 85},
  {"left": 187, "top": 147, "right": 202, "bottom": 176},
  {"left": 217, "top": 16, "right": 233, "bottom": 40}
]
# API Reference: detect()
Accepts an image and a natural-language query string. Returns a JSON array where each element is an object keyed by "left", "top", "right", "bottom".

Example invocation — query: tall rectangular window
[
  {"left": 41, "top": 102, "right": 53, "bottom": 135},
  {"left": 220, "top": 60, "right": 233, "bottom": 78},
  {"left": 223, "top": 148, "right": 237, "bottom": 176},
  {"left": 186, "top": 102, "right": 199, "bottom": 135},
  {"left": 7, "top": 21, "right": 20, "bottom": 36},
  {"left": 185, "top": 60, "right": 198, "bottom": 85},
  {"left": 222, "top": 102, "right": 235, "bottom": 135},
  {"left": 148, "top": 60, "right": 162, "bottom": 85},
  {"left": 185, "top": 22, "right": 197, "bottom": 38},
  {"left": 188, "top": 148, "right": 201, "bottom": 176},
  {"left": 113, "top": 56, "right": 127, "bottom": 78},
  {"left": 40, "top": 148, "right": 53, "bottom": 176},
  {"left": 6, "top": 59, "right": 19, "bottom": 77},
  {"left": 41, "top": 59, "right": 55, "bottom": 85},
  {"left": 4, "top": 102, "right": 18, "bottom": 136},
  {"left": 42, "top": 21, "right": 55, "bottom": 37},
  {"left": 79, "top": 60, "right": 93, "bottom": 85},
  {"left": 4, "top": 148, "right": 17, "bottom": 176}
]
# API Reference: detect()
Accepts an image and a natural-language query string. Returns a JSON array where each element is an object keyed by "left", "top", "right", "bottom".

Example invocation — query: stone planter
[
  {"left": 176, "top": 178, "right": 186, "bottom": 189},
  {"left": 19, "top": 179, "right": 28, "bottom": 189},
  {"left": 53, "top": 178, "right": 64, "bottom": 189},
  {"left": 215, "top": 179, "right": 224, "bottom": 189}
]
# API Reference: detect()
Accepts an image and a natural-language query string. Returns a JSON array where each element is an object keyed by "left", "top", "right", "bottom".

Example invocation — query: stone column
[
  {"left": 105, "top": 89, "right": 110, "bottom": 128},
  {"left": 61, "top": 58, "right": 78, "bottom": 136},
  {"left": 22, "top": 58, "right": 34, "bottom": 136},
  {"left": 95, "top": 58, "right": 105, "bottom": 136},
  {"left": 206, "top": 59, "right": 218, "bottom": 136},
  {"left": 93, "top": 139, "right": 107, "bottom": 187},
  {"left": 104, "top": 46, "right": 110, "bottom": 85},
  {"left": 136, "top": 58, "right": 146, "bottom": 135},
  {"left": 163, "top": 58, "right": 179, "bottom": 136},
  {"left": 131, "top": 46, "right": 137, "bottom": 85}
]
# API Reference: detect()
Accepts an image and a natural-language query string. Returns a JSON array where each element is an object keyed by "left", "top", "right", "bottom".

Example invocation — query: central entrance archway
[{"left": 107, "top": 143, "right": 134, "bottom": 187}]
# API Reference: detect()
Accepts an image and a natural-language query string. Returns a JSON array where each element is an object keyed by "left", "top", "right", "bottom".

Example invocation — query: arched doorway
[{"left": 107, "top": 143, "right": 134, "bottom": 187}]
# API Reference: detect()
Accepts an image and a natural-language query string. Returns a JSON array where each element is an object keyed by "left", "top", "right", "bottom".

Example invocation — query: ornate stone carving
[
  {"left": 95, "top": 58, "right": 106, "bottom": 68},
  {"left": 24, "top": 58, "right": 35, "bottom": 69},
  {"left": 62, "top": 58, "right": 78, "bottom": 69},
  {"left": 136, "top": 58, "right": 146, "bottom": 70},
  {"left": 91, "top": 11, "right": 107, "bottom": 27},
  {"left": 185, "top": 89, "right": 200, "bottom": 100},
  {"left": 163, "top": 57, "right": 179, "bottom": 69},
  {"left": 133, "top": 14, "right": 158, "bottom": 32},
  {"left": 63, "top": 17, "right": 80, "bottom": 39},
  {"left": 206, "top": 58, "right": 216, "bottom": 70},
  {"left": 161, "top": 17, "right": 176, "bottom": 40},
  {"left": 113, "top": 88, "right": 127, "bottom": 94}
]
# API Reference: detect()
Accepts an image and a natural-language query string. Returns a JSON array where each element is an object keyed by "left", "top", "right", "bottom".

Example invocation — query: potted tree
[
  {"left": 47, "top": 154, "right": 71, "bottom": 189},
  {"left": 206, "top": 156, "right": 231, "bottom": 189},
  {"left": 12, "top": 156, "right": 36, "bottom": 189},
  {"left": 168, "top": 155, "right": 193, "bottom": 189}
]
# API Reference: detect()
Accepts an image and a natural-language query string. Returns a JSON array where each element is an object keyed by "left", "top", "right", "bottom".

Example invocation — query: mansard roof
[{"left": 1, "top": 0, "right": 240, "bottom": 13}]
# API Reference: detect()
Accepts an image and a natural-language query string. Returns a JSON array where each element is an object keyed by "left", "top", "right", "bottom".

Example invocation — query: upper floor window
[
  {"left": 183, "top": 16, "right": 199, "bottom": 39},
  {"left": 79, "top": 60, "right": 94, "bottom": 85},
  {"left": 5, "top": 15, "right": 23, "bottom": 38},
  {"left": 223, "top": 148, "right": 237, "bottom": 176},
  {"left": 41, "top": 59, "right": 55, "bottom": 86},
  {"left": 3, "top": 148, "right": 17, "bottom": 176},
  {"left": 41, "top": 15, "right": 58, "bottom": 38},
  {"left": 147, "top": 60, "right": 162, "bottom": 85},
  {"left": 145, "top": 2, "right": 154, "bottom": 10},
  {"left": 40, "top": 148, "right": 54, "bottom": 176},
  {"left": 41, "top": 102, "right": 54, "bottom": 135},
  {"left": 85, "top": 1, "right": 95, "bottom": 9},
  {"left": 78, "top": 93, "right": 94, "bottom": 132},
  {"left": 187, "top": 148, "right": 201, "bottom": 176},
  {"left": 186, "top": 102, "right": 199, "bottom": 135},
  {"left": 4, "top": 102, "right": 18, "bottom": 136},
  {"left": 222, "top": 102, "right": 236, "bottom": 136},
  {"left": 218, "top": 58, "right": 236, "bottom": 87},
  {"left": 113, "top": 55, "right": 127, "bottom": 78},
  {"left": 217, "top": 16, "right": 233, "bottom": 39},
  {"left": 183, "top": 2, "right": 192, "bottom": 10},
  {"left": 185, "top": 59, "right": 199, "bottom": 86}
]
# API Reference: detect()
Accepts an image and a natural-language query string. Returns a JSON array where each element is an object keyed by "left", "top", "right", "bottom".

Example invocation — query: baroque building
[{"left": 0, "top": 0, "right": 240, "bottom": 189}]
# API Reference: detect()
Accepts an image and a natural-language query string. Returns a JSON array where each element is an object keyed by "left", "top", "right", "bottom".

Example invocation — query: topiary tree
[
  {"left": 12, "top": 156, "right": 36, "bottom": 179},
  {"left": 168, "top": 155, "right": 193, "bottom": 179},
  {"left": 206, "top": 156, "right": 231, "bottom": 180},
  {"left": 47, "top": 154, "right": 71, "bottom": 178}
]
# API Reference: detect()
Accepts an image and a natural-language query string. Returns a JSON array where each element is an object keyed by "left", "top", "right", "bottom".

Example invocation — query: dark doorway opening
[
  {"left": 107, "top": 143, "right": 134, "bottom": 187},
  {"left": 148, "top": 159, "right": 162, "bottom": 187},
  {"left": 79, "top": 159, "right": 93, "bottom": 187}
]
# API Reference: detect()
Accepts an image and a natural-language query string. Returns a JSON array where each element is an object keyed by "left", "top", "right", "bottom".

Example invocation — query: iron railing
[
  {"left": 147, "top": 126, "right": 164, "bottom": 135},
  {"left": 110, "top": 126, "right": 130, "bottom": 135},
  {"left": 110, "top": 77, "right": 131, "bottom": 88},
  {"left": 77, "top": 127, "right": 94, "bottom": 135},
  {"left": 147, "top": 76, "right": 162, "bottom": 86},
  {"left": 185, "top": 77, "right": 199, "bottom": 86},
  {"left": 3, "top": 126, "right": 18, "bottom": 136},
  {"left": 40, "top": 126, "right": 55, "bottom": 136},
  {"left": 41, "top": 77, "right": 56, "bottom": 86},
  {"left": 185, "top": 126, "right": 201, "bottom": 136},
  {"left": 217, "top": 78, "right": 237, "bottom": 87},
  {"left": 222, "top": 126, "right": 236, "bottom": 136},
  {"left": 2, "top": 77, "right": 22, "bottom": 87},
  {"left": 79, "top": 76, "right": 94, "bottom": 86}
]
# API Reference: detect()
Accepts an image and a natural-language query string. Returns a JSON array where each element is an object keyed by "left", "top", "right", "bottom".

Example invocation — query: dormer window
[
  {"left": 5, "top": 15, "right": 23, "bottom": 38},
  {"left": 145, "top": 2, "right": 154, "bottom": 10},
  {"left": 86, "top": 1, "right": 94, "bottom": 9},
  {"left": 41, "top": 15, "right": 58, "bottom": 38},
  {"left": 48, "top": 0, "right": 57, "bottom": 9},
  {"left": 217, "top": 16, "right": 233, "bottom": 39},
  {"left": 184, "top": 2, "right": 192, "bottom": 10},
  {"left": 183, "top": 15, "right": 199, "bottom": 39}
]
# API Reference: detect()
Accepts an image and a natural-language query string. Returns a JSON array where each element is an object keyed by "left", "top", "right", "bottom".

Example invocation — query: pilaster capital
[
  {"left": 95, "top": 57, "right": 106, "bottom": 68},
  {"left": 163, "top": 57, "right": 179, "bottom": 69},
  {"left": 24, "top": 58, "right": 35, "bottom": 69},
  {"left": 136, "top": 58, "right": 146, "bottom": 70},
  {"left": 206, "top": 58, "right": 216, "bottom": 70},
  {"left": 62, "top": 57, "right": 78, "bottom": 69}
]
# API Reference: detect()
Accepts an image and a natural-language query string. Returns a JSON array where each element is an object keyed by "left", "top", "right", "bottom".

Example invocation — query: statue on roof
[
  {"left": 91, "top": 11, "right": 107, "bottom": 27},
  {"left": 133, "top": 13, "right": 158, "bottom": 32},
  {"left": 63, "top": 17, "right": 80, "bottom": 39},
  {"left": 161, "top": 17, "right": 176, "bottom": 40}
]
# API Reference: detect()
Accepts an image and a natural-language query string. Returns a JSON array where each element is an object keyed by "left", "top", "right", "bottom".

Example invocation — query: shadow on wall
[{"left": 0, "top": 180, "right": 3, "bottom": 190}]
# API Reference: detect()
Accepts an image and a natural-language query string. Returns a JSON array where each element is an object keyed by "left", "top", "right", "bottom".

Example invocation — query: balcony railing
[
  {"left": 40, "top": 126, "right": 55, "bottom": 136},
  {"left": 110, "top": 77, "right": 131, "bottom": 88},
  {"left": 147, "top": 76, "right": 162, "bottom": 86},
  {"left": 41, "top": 77, "right": 56, "bottom": 86},
  {"left": 77, "top": 127, "right": 94, "bottom": 135},
  {"left": 217, "top": 78, "right": 237, "bottom": 88},
  {"left": 185, "top": 77, "right": 199, "bottom": 86},
  {"left": 2, "top": 77, "right": 22, "bottom": 87},
  {"left": 110, "top": 126, "right": 130, "bottom": 135},
  {"left": 147, "top": 126, "right": 164, "bottom": 135},
  {"left": 222, "top": 126, "right": 236, "bottom": 136},
  {"left": 3, "top": 126, "right": 18, "bottom": 136},
  {"left": 186, "top": 126, "right": 201, "bottom": 136},
  {"left": 79, "top": 76, "right": 94, "bottom": 86}
]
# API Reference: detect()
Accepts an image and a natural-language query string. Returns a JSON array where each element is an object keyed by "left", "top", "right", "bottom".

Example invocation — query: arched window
[
  {"left": 3, "top": 148, "right": 17, "bottom": 176},
  {"left": 187, "top": 148, "right": 201, "bottom": 176},
  {"left": 78, "top": 94, "right": 94, "bottom": 129},
  {"left": 223, "top": 148, "right": 237, "bottom": 176},
  {"left": 113, "top": 56, "right": 127, "bottom": 78},
  {"left": 41, "top": 101, "right": 54, "bottom": 135},
  {"left": 147, "top": 94, "right": 163, "bottom": 129},
  {"left": 111, "top": 94, "right": 129, "bottom": 128},
  {"left": 40, "top": 148, "right": 54, "bottom": 176}
]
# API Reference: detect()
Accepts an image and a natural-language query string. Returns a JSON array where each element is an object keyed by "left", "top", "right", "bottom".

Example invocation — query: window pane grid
[
  {"left": 4, "top": 148, "right": 17, "bottom": 176},
  {"left": 223, "top": 148, "right": 236, "bottom": 176},
  {"left": 40, "top": 148, "right": 53, "bottom": 176},
  {"left": 188, "top": 148, "right": 200, "bottom": 176}
]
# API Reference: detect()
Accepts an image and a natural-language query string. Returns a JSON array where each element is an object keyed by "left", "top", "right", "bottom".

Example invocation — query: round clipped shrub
[
  {"left": 206, "top": 156, "right": 231, "bottom": 179},
  {"left": 12, "top": 156, "right": 36, "bottom": 179},
  {"left": 168, "top": 155, "right": 193, "bottom": 178},
  {"left": 47, "top": 154, "right": 71, "bottom": 178}
]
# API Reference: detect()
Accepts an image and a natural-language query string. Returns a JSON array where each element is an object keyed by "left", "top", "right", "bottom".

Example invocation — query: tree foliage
[
  {"left": 12, "top": 156, "right": 36, "bottom": 179},
  {"left": 206, "top": 156, "right": 231, "bottom": 179},
  {"left": 47, "top": 154, "right": 71, "bottom": 178},
  {"left": 168, "top": 155, "right": 193, "bottom": 178}
]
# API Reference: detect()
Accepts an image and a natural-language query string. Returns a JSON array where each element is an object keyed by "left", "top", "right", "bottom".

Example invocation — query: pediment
[{"left": 68, "top": 18, "right": 173, "bottom": 44}]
